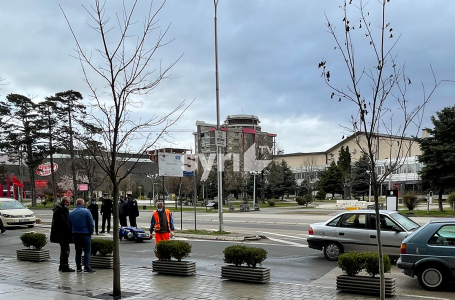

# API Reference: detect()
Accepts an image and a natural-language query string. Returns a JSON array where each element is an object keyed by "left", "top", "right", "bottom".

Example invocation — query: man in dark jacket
[
  {"left": 50, "top": 196, "right": 75, "bottom": 272},
  {"left": 100, "top": 192, "right": 113, "bottom": 233},
  {"left": 127, "top": 194, "right": 139, "bottom": 227},
  {"left": 87, "top": 194, "right": 99, "bottom": 235},
  {"left": 118, "top": 195, "right": 128, "bottom": 227}
]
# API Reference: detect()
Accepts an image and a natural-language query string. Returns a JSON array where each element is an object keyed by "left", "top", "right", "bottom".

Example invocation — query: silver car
[{"left": 307, "top": 210, "right": 420, "bottom": 261}]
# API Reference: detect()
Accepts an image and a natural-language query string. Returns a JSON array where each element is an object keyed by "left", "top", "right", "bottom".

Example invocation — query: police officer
[
  {"left": 87, "top": 193, "right": 99, "bottom": 235},
  {"left": 100, "top": 192, "right": 113, "bottom": 233},
  {"left": 126, "top": 194, "right": 139, "bottom": 228},
  {"left": 118, "top": 195, "right": 129, "bottom": 227}
]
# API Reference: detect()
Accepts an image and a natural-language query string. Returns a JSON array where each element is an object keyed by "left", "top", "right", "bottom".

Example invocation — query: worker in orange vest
[{"left": 149, "top": 202, "right": 174, "bottom": 244}]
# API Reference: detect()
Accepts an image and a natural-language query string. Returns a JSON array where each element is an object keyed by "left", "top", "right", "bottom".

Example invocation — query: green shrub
[
  {"left": 91, "top": 239, "right": 114, "bottom": 256},
  {"left": 244, "top": 247, "right": 267, "bottom": 268},
  {"left": 402, "top": 191, "right": 419, "bottom": 210},
  {"left": 338, "top": 252, "right": 365, "bottom": 276},
  {"left": 223, "top": 245, "right": 247, "bottom": 266},
  {"left": 447, "top": 191, "right": 455, "bottom": 208},
  {"left": 20, "top": 232, "right": 47, "bottom": 250},
  {"left": 296, "top": 194, "right": 313, "bottom": 206},
  {"left": 267, "top": 200, "right": 275, "bottom": 207},
  {"left": 315, "top": 190, "right": 326, "bottom": 200},
  {"left": 155, "top": 240, "right": 192, "bottom": 261},
  {"left": 363, "top": 252, "right": 391, "bottom": 277},
  {"left": 338, "top": 252, "right": 391, "bottom": 277},
  {"left": 223, "top": 245, "right": 267, "bottom": 267}
]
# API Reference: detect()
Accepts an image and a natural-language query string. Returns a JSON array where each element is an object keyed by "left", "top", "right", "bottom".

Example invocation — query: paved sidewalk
[{"left": 0, "top": 255, "right": 438, "bottom": 300}]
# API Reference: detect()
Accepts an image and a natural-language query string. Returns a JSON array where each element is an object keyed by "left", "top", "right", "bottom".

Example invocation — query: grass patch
[
  {"left": 178, "top": 229, "right": 230, "bottom": 235},
  {"left": 399, "top": 209, "right": 455, "bottom": 217}
]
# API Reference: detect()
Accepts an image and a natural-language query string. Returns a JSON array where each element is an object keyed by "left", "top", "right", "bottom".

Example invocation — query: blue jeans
[{"left": 73, "top": 234, "right": 91, "bottom": 270}]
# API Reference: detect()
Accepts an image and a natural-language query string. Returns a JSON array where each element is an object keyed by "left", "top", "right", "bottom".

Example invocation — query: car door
[
  {"left": 336, "top": 213, "right": 369, "bottom": 253},
  {"left": 367, "top": 213, "right": 408, "bottom": 258}
]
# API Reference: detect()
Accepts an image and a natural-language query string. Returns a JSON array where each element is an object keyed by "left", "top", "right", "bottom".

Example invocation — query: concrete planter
[
  {"left": 152, "top": 260, "right": 196, "bottom": 276},
  {"left": 82, "top": 255, "right": 114, "bottom": 269},
  {"left": 336, "top": 275, "right": 396, "bottom": 296},
  {"left": 221, "top": 265, "right": 270, "bottom": 283},
  {"left": 16, "top": 249, "right": 50, "bottom": 262}
]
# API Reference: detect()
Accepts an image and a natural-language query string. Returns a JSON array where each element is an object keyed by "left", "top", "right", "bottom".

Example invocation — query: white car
[{"left": 0, "top": 198, "right": 36, "bottom": 228}]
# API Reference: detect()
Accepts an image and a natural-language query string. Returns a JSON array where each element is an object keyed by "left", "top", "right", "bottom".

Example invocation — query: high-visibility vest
[{"left": 153, "top": 209, "right": 171, "bottom": 232}]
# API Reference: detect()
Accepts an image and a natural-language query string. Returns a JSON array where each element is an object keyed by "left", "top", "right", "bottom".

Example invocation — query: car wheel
[
  {"left": 324, "top": 242, "right": 342, "bottom": 261},
  {"left": 28, "top": 225, "right": 34, "bottom": 228},
  {"left": 417, "top": 265, "right": 446, "bottom": 291}
]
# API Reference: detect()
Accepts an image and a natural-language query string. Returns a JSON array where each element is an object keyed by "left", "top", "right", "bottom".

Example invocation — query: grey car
[
  {"left": 307, "top": 210, "right": 420, "bottom": 261},
  {"left": 397, "top": 218, "right": 455, "bottom": 291}
]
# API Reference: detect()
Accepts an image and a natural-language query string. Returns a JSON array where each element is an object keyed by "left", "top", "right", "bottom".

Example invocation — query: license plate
[{"left": 19, "top": 219, "right": 29, "bottom": 222}]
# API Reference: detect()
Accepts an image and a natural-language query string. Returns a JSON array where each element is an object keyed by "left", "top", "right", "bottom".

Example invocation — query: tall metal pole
[
  {"left": 253, "top": 173, "right": 256, "bottom": 207},
  {"left": 368, "top": 171, "right": 372, "bottom": 202},
  {"left": 214, "top": 0, "right": 223, "bottom": 232}
]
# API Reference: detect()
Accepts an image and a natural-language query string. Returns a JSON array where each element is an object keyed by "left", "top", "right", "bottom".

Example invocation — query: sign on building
[
  {"left": 158, "top": 154, "right": 183, "bottom": 177},
  {"left": 215, "top": 130, "right": 226, "bottom": 147},
  {"left": 36, "top": 162, "right": 59, "bottom": 176}
]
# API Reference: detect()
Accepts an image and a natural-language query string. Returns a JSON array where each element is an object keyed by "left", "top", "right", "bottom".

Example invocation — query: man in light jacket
[{"left": 68, "top": 198, "right": 95, "bottom": 273}]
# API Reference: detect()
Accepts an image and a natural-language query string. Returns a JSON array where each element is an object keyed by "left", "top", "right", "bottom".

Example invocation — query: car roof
[
  {"left": 429, "top": 218, "right": 455, "bottom": 224},
  {"left": 0, "top": 198, "right": 16, "bottom": 202},
  {"left": 339, "top": 210, "right": 398, "bottom": 214}
]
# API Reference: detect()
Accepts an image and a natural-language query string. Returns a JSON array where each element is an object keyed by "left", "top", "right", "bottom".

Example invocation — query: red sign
[
  {"left": 35, "top": 180, "right": 48, "bottom": 188},
  {"left": 78, "top": 184, "right": 88, "bottom": 191},
  {"left": 36, "top": 163, "right": 59, "bottom": 176}
]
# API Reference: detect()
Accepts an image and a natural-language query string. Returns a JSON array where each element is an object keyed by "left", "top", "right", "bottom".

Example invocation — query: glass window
[
  {"left": 327, "top": 216, "right": 341, "bottom": 227},
  {"left": 0, "top": 200, "right": 27, "bottom": 210},
  {"left": 389, "top": 213, "right": 420, "bottom": 231},
  {"left": 339, "top": 213, "right": 366, "bottom": 229},
  {"left": 369, "top": 214, "right": 397, "bottom": 231},
  {"left": 429, "top": 225, "right": 455, "bottom": 246}
]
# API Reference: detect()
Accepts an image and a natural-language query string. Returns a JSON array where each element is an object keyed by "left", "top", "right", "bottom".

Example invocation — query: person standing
[
  {"left": 118, "top": 195, "right": 128, "bottom": 227},
  {"left": 68, "top": 198, "right": 95, "bottom": 273},
  {"left": 149, "top": 202, "right": 174, "bottom": 244},
  {"left": 50, "top": 196, "right": 75, "bottom": 272},
  {"left": 127, "top": 194, "right": 139, "bottom": 228},
  {"left": 87, "top": 194, "right": 99, "bottom": 235},
  {"left": 100, "top": 192, "right": 113, "bottom": 233}
]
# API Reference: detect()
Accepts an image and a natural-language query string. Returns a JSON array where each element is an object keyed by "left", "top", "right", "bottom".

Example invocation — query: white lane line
[
  {"left": 180, "top": 238, "right": 306, "bottom": 247},
  {"left": 265, "top": 237, "right": 308, "bottom": 248},
  {"left": 261, "top": 231, "right": 307, "bottom": 240}
]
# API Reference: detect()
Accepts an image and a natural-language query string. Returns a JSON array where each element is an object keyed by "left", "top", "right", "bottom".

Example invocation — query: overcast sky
[{"left": 0, "top": 0, "right": 453, "bottom": 154}]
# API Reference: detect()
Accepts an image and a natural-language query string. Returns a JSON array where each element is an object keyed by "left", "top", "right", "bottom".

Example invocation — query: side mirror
[{"left": 392, "top": 225, "right": 402, "bottom": 232}]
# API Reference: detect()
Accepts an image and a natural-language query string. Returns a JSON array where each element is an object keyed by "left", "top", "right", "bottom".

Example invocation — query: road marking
[
  {"left": 265, "top": 237, "right": 308, "bottom": 248},
  {"left": 401, "top": 295, "right": 450, "bottom": 300},
  {"left": 261, "top": 231, "right": 307, "bottom": 240}
]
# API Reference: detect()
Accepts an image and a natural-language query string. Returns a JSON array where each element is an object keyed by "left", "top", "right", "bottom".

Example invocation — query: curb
[{"left": 176, "top": 233, "right": 264, "bottom": 241}]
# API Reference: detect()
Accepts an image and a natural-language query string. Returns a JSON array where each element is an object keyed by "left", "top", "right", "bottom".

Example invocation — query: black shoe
[
  {"left": 84, "top": 268, "right": 96, "bottom": 273},
  {"left": 96, "top": 232, "right": 99, "bottom": 235},
  {"left": 1, "top": 229, "right": 5, "bottom": 234},
  {"left": 100, "top": 231, "right": 105, "bottom": 233},
  {"left": 59, "top": 265, "right": 62, "bottom": 271},
  {"left": 62, "top": 267, "right": 75, "bottom": 273},
  {"left": 77, "top": 269, "right": 83, "bottom": 273}
]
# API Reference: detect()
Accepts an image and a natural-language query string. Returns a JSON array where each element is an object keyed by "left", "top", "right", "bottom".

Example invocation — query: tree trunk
[
  {"left": 68, "top": 108, "right": 78, "bottom": 201},
  {"left": 112, "top": 175, "right": 120, "bottom": 296},
  {"left": 373, "top": 183, "right": 385, "bottom": 300},
  {"left": 438, "top": 189, "right": 444, "bottom": 212}
]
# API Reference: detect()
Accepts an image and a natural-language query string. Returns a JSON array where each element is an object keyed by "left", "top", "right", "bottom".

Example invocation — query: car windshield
[
  {"left": 0, "top": 200, "right": 27, "bottom": 210},
  {"left": 390, "top": 213, "right": 420, "bottom": 231}
]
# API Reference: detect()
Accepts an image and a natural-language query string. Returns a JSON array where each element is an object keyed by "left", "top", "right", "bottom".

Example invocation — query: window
[
  {"left": 429, "top": 225, "right": 455, "bottom": 246},
  {"left": 339, "top": 214, "right": 366, "bottom": 229},
  {"left": 327, "top": 216, "right": 341, "bottom": 227},
  {"left": 369, "top": 214, "right": 396, "bottom": 231}
]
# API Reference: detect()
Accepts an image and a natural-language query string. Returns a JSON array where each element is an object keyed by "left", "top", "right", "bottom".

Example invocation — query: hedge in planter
[
  {"left": 152, "top": 240, "right": 195, "bottom": 276},
  {"left": 222, "top": 245, "right": 270, "bottom": 283},
  {"left": 17, "top": 232, "right": 50, "bottom": 262},
  {"left": 88, "top": 239, "right": 114, "bottom": 269},
  {"left": 337, "top": 252, "right": 395, "bottom": 296}
]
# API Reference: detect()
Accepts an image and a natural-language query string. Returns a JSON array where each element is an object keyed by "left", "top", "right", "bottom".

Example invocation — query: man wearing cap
[
  {"left": 126, "top": 194, "right": 139, "bottom": 227},
  {"left": 100, "top": 193, "right": 113, "bottom": 233},
  {"left": 149, "top": 202, "right": 174, "bottom": 244}
]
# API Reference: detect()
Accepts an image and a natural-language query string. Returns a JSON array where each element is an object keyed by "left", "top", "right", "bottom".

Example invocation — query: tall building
[{"left": 195, "top": 114, "right": 276, "bottom": 159}]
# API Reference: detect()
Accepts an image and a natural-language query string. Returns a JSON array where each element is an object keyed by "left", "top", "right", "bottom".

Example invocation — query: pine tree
[
  {"left": 319, "top": 161, "right": 344, "bottom": 199},
  {"left": 338, "top": 146, "right": 352, "bottom": 199},
  {"left": 417, "top": 106, "right": 455, "bottom": 212},
  {"left": 351, "top": 153, "right": 370, "bottom": 200}
]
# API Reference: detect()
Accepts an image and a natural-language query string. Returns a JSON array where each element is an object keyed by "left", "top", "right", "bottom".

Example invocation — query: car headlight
[{"left": 1, "top": 214, "right": 13, "bottom": 218}]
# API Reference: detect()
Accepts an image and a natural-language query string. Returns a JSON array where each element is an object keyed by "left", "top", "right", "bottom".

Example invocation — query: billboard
[
  {"left": 36, "top": 162, "right": 59, "bottom": 176},
  {"left": 158, "top": 154, "right": 183, "bottom": 177}
]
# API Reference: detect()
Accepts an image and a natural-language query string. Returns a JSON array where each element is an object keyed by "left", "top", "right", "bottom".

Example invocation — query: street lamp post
[{"left": 251, "top": 171, "right": 258, "bottom": 207}]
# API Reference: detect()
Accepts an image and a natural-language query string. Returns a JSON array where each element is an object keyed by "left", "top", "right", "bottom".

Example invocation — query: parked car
[
  {"left": 0, "top": 198, "right": 36, "bottom": 228},
  {"left": 307, "top": 210, "right": 420, "bottom": 261},
  {"left": 119, "top": 226, "right": 150, "bottom": 242},
  {"left": 397, "top": 218, "right": 455, "bottom": 291}
]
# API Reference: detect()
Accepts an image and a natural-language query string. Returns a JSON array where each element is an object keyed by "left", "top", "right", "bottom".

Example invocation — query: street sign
[
  {"left": 215, "top": 130, "right": 226, "bottom": 147},
  {"left": 183, "top": 171, "right": 194, "bottom": 177},
  {"left": 158, "top": 153, "right": 184, "bottom": 177}
]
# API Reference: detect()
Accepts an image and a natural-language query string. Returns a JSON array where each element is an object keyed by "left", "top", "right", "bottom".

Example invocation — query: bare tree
[
  {"left": 318, "top": 1, "right": 450, "bottom": 298},
  {"left": 61, "top": 0, "right": 190, "bottom": 296}
]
